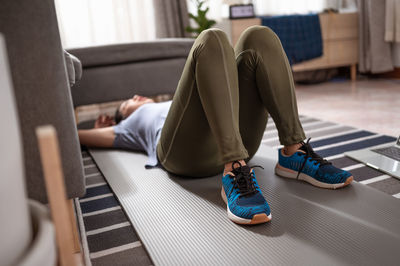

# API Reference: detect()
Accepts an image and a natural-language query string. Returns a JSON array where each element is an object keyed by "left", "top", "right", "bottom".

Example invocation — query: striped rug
[
  {"left": 75, "top": 116, "right": 399, "bottom": 266},
  {"left": 75, "top": 153, "right": 152, "bottom": 266}
]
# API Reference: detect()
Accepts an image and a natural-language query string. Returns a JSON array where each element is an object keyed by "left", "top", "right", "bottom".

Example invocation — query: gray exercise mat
[{"left": 90, "top": 146, "right": 400, "bottom": 265}]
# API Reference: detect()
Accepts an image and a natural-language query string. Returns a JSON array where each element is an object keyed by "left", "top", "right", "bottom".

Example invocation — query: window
[{"left": 55, "top": 0, "right": 156, "bottom": 48}]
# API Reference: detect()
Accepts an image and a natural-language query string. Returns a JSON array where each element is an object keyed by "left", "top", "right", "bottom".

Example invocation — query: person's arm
[
  {"left": 78, "top": 115, "right": 116, "bottom": 148},
  {"left": 78, "top": 127, "right": 115, "bottom": 148}
]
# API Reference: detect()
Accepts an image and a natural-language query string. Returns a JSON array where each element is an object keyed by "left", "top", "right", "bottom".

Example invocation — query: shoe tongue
[
  {"left": 232, "top": 165, "right": 251, "bottom": 175},
  {"left": 240, "top": 165, "right": 251, "bottom": 173},
  {"left": 299, "top": 145, "right": 307, "bottom": 153},
  {"left": 299, "top": 142, "right": 312, "bottom": 153}
]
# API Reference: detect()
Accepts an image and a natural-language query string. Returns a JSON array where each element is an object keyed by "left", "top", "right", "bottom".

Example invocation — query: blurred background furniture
[
  {"left": 0, "top": 0, "right": 85, "bottom": 263},
  {"left": 0, "top": 34, "right": 57, "bottom": 266},
  {"left": 219, "top": 12, "right": 359, "bottom": 81},
  {"left": 291, "top": 12, "right": 358, "bottom": 81},
  {"left": 0, "top": 0, "right": 85, "bottom": 203},
  {"left": 36, "top": 125, "right": 79, "bottom": 266},
  {"left": 0, "top": 34, "right": 33, "bottom": 266},
  {"left": 68, "top": 39, "right": 194, "bottom": 112}
]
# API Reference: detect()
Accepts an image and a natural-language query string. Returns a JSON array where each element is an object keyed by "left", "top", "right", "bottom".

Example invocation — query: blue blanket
[{"left": 260, "top": 14, "right": 323, "bottom": 65}]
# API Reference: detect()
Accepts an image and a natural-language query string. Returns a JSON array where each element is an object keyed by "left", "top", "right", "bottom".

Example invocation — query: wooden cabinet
[
  {"left": 230, "top": 18, "right": 261, "bottom": 45},
  {"left": 291, "top": 12, "right": 358, "bottom": 81},
  {"left": 217, "top": 18, "right": 261, "bottom": 45},
  {"left": 219, "top": 12, "right": 359, "bottom": 81}
]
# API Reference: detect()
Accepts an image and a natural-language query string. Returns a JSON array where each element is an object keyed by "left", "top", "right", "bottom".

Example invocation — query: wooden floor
[{"left": 295, "top": 78, "right": 400, "bottom": 137}]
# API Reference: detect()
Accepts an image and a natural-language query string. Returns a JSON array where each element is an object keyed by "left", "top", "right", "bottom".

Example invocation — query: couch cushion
[{"left": 68, "top": 39, "right": 194, "bottom": 68}]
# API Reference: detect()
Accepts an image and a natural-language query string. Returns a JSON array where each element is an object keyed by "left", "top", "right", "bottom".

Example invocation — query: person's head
[{"left": 114, "top": 95, "right": 154, "bottom": 123}]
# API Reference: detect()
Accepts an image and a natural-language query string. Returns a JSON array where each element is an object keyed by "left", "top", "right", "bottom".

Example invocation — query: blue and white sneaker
[
  {"left": 275, "top": 139, "right": 353, "bottom": 189},
  {"left": 221, "top": 161, "right": 271, "bottom": 225}
]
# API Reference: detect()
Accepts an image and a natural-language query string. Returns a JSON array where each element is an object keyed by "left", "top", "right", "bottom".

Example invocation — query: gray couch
[
  {"left": 68, "top": 39, "right": 194, "bottom": 107},
  {"left": 0, "top": 0, "right": 193, "bottom": 202}
]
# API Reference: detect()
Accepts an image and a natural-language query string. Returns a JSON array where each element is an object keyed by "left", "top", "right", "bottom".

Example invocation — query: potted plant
[{"left": 186, "top": 0, "right": 216, "bottom": 37}]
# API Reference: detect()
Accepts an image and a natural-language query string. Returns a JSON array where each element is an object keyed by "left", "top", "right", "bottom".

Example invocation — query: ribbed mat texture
[
  {"left": 90, "top": 145, "right": 400, "bottom": 265},
  {"left": 76, "top": 116, "right": 400, "bottom": 265}
]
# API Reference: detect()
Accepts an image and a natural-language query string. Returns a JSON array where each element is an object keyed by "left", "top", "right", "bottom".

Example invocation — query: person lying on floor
[{"left": 78, "top": 26, "right": 353, "bottom": 226}]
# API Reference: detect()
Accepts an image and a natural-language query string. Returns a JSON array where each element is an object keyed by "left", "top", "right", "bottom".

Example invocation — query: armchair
[{"left": 0, "top": 0, "right": 85, "bottom": 202}]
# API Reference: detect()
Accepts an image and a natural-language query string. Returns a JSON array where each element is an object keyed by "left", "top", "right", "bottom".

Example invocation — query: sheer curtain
[
  {"left": 55, "top": 0, "right": 156, "bottom": 48},
  {"left": 188, "top": 0, "right": 341, "bottom": 21},
  {"left": 153, "top": 0, "right": 190, "bottom": 38},
  {"left": 252, "top": 0, "right": 339, "bottom": 15}
]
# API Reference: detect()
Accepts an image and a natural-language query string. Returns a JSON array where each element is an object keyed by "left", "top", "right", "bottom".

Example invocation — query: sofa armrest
[
  {"left": 64, "top": 51, "right": 82, "bottom": 87},
  {"left": 68, "top": 39, "right": 194, "bottom": 107}
]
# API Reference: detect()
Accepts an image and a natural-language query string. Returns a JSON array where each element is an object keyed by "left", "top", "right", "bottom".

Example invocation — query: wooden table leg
[{"left": 351, "top": 64, "right": 357, "bottom": 81}]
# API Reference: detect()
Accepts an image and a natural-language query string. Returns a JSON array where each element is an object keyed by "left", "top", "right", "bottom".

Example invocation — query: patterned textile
[{"left": 260, "top": 14, "right": 323, "bottom": 65}]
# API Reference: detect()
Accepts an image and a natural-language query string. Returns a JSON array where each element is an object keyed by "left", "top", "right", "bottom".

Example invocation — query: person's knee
[
  {"left": 199, "top": 28, "right": 228, "bottom": 40},
  {"left": 196, "top": 28, "right": 231, "bottom": 51},
  {"left": 238, "top": 25, "right": 282, "bottom": 51},
  {"left": 243, "top": 25, "right": 277, "bottom": 41}
]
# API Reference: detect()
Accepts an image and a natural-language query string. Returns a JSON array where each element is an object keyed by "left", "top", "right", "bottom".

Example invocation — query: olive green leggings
[{"left": 157, "top": 26, "right": 305, "bottom": 177}]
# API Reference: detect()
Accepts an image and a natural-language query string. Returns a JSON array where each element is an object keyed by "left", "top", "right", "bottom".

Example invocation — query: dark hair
[{"left": 114, "top": 104, "right": 123, "bottom": 124}]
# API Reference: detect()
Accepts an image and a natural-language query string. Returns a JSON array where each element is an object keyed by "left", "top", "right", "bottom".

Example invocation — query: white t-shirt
[{"left": 112, "top": 101, "right": 172, "bottom": 168}]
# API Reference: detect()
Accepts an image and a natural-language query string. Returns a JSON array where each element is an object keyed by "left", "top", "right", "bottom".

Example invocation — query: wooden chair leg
[
  {"left": 350, "top": 64, "right": 357, "bottom": 82},
  {"left": 36, "top": 125, "right": 77, "bottom": 266},
  {"left": 68, "top": 199, "right": 82, "bottom": 253}
]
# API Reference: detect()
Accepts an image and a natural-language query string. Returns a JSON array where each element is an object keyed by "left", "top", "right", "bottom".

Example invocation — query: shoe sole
[
  {"left": 221, "top": 188, "right": 271, "bottom": 225},
  {"left": 275, "top": 163, "right": 353, "bottom": 189}
]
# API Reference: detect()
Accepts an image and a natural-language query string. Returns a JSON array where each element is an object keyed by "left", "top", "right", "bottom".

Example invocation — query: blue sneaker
[
  {"left": 275, "top": 139, "right": 353, "bottom": 189},
  {"left": 221, "top": 161, "right": 271, "bottom": 225}
]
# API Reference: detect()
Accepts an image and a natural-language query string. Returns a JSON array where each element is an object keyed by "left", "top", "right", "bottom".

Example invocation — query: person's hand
[{"left": 94, "top": 115, "right": 115, "bottom": 128}]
